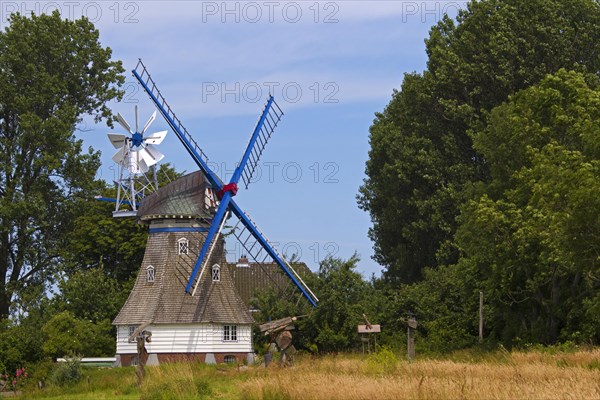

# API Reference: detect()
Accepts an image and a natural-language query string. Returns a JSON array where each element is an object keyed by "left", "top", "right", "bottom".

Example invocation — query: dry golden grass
[
  {"left": 22, "top": 349, "right": 600, "bottom": 399},
  {"left": 240, "top": 350, "right": 600, "bottom": 400}
]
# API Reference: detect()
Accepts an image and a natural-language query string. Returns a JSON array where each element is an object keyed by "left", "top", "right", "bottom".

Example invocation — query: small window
[
  {"left": 131, "top": 356, "right": 139, "bottom": 367},
  {"left": 212, "top": 264, "right": 220, "bottom": 282},
  {"left": 178, "top": 238, "right": 189, "bottom": 255},
  {"left": 224, "top": 355, "right": 236, "bottom": 364},
  {"left": 128, "top": 325, "right": 136, "bottom": 338},
  {"left": 223, "top": 325, "right": 237, "bottom": 342},
  {"left": 146, "top": 265, "right": 155, "bottom": 283}
]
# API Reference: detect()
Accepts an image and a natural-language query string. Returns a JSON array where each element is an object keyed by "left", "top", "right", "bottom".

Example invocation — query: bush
[
  {"left": 42, "top": 311, "right": 114, "bottom": 358},
  {"left": 25, "top": 360, "right": 54, "bottom": 389},
  {"left": 364, "top": 347, "right": 398, "bottom": 376},
  {"left": 49, "top": 358, "right": 82, "bottom": 387}
]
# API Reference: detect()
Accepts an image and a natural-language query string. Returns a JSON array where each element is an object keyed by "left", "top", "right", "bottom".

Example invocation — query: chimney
[{"left": 236, "top": 255, "right": 250, "bottom": 268}]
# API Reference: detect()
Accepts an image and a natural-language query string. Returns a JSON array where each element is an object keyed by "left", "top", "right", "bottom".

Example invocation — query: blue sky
[{"left": 3, "top": 1, "right": 466, "bottom": 276}]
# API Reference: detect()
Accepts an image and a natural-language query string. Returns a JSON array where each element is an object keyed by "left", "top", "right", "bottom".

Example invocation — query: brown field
[
  {"left": 240, "top": 350, "right": 600, "bottom": 400},
  {"left": 21, "top": 349, "right": 600, "bottom": 399}
]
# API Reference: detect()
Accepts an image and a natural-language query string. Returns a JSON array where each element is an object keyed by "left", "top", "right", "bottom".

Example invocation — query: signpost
[{"left": 358, "top": 314, "right": 381, "bottom": 354}]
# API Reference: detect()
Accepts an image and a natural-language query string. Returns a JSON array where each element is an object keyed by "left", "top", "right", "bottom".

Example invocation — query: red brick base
[{"left": 118, "top": 352, "right": 248, "bottom": 366}]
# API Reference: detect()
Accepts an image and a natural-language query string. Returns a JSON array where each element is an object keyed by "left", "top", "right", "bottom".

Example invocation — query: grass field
[{"left": 17, "top": 348, "right": 600, "bottom": 399}]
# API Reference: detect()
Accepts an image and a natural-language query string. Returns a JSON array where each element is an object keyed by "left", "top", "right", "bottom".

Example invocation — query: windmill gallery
[{"left": 106, "top": 60, "right": 319, "bottom": 367}]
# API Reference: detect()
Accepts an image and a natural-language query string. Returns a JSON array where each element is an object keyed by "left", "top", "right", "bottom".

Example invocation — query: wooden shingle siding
[
  {"left": 116, "top": 324, "right": 252, "bottom": 354},
  {"left": 113, "top": 226, "right": 253, "bottom": 325}
]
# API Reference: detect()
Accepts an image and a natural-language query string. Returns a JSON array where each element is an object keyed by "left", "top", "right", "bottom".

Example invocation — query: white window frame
[
  {"left": 146, "top": 265, "right": 155, "bottom": 283},
  {"left": 178, "top": 238, "right": 189, "bottom": 255},
  {"left": 128, "top": 325, "right": 136, "bottom": 341},
  {"left": 223, "top": 325, "right": 237, "bottom": 342},
  {"left": 212, "top": 264, "right": 220, "bottom": 282}
]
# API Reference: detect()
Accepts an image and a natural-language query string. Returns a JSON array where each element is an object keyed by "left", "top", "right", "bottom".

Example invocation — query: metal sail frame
[{"left": 131, "top": 59, "right": 318, "bottom": 307}]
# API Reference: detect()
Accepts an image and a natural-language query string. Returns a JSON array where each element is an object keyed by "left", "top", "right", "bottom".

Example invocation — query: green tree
[
  {"left": 54, "top": 267, "right": 132, "bottom": 324},
  {"left": 358, "top": 0, "right": 600, "bottom": 285},
  {"left": 62, "top": 164, "right": 181, "bottom": 282},
  {"left": 249, "top": 261, "right": 388, "bottom": 354},
  {"left": 456, "top": 70, "right": 600, "bottom": 344},
  {"left": 303, "top": 255, "right": 373, "bottom": 352},
  {"left": 42, "top": 311, "right": 114, "bottom": 358},
  {"left": 0, "top": 306, "right": 48, "bottom": 373},
  {"left": 0, "top": 11, "right": 124, "bottom": 319},
  {"left": 386, "top": 260, "right": 481, "bottom": 353},
  {"left": 63, "top": 184, "right": 148, "bottom": 282}
]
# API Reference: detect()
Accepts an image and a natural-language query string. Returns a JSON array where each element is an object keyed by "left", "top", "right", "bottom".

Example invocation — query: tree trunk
[
  {"left": 549, "top": 272, "right": 560, "bottom": 342},
  {"left": 0, "top": 231, "right": 10, "bottom": 320},
  {"left": 0, "top": 289, "right": 9, "bottom": 320}
]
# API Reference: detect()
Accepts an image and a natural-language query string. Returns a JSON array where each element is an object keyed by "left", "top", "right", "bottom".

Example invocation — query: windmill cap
[{"left": 137, "top": 171, "right": 216, "bottom": 221}]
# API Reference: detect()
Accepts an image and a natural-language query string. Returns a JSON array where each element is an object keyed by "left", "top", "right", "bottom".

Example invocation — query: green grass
[
  {"left": 21, "top": 366, "right": 139, "bottom": 399},
  {"left": 20, "top": 362, "right": 254, "bottom": 400}
]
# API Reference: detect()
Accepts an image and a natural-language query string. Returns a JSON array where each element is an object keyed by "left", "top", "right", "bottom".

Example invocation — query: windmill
[
  {"left": 112, "top": 60, "right": 318, "bottom": 367},
  {"left": 130, "top": 59, "right": 318, "bottom": 307},
  {"left": 104, "top": 106, "right": 167, "bottom": 217}
]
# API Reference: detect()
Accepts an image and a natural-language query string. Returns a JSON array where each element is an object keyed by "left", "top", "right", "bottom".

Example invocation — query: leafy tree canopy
[
  {"left": 457, "top": 70, "right": 600, "bottom": 344},
  {"left": 42, "top": 311, "right": 113, "bottom": 359},
  {"left": 359, "top": 0, "right": 600, "bottom": 284},
  {"left": 0, "top": 11, "right": 124, "bottom": 319}
]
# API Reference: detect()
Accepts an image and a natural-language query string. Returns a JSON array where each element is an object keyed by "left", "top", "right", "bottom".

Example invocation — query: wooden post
[
  {"left": 479, "top": 291, "right": 484, "bottom": 343},
  {"left": 362, "top": 334, "right": 365, "bottom": 355},
  {"left": 135, "top": 330, "right": 152, "bottom": 387},
  {"left": 407, "top": 316, "right": 417, "bottom": 360},
  {"left": 135, "top": 335, "right": 148, "bottom": 387}
]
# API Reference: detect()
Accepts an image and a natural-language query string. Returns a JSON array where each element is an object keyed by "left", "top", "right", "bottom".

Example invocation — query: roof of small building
[{"left": 227, "top": 261, "right": 314, "bottom": 306}]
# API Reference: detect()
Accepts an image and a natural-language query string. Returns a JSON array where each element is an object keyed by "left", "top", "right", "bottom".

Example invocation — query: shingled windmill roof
[
  {"left": 113, "top": 232, "right": 253, "bottom": 325},
  {"left": 137, "top": 170, "right": 214, "bottom": 221}
]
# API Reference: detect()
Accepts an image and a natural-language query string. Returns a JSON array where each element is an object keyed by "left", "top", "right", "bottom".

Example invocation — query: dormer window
[
  {"left": 178, "top": 238, "right": 189, "bottom": 255},
  {"left": 212, "top": 264, "right": 220, "bottom": 282},
  {"left": 146, "top": 265, "right": 155, "bottom": 283}
]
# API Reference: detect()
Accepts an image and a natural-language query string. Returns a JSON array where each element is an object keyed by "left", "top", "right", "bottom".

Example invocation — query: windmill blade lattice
[
  {"left": 227, "top": 206, "right": 318, "bottom": 303},
  {"left": 240, "top": 96, "right": 284, "bottom": 189},
  {"left": 132, "top": 60, "right": 220, "bottom": 188}
]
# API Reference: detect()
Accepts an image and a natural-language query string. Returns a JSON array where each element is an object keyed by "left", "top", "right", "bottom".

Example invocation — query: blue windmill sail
[{"left": 240, "top": 97, "right": 284, "bottom": 189}]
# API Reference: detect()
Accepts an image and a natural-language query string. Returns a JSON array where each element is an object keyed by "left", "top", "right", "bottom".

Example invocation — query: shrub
[
  {"left": 49, "top": 358, "right": 82, "bottom": 387},
  {"left": 2, "top": 367, "right": 29, "bottom": 392},
  {"left": 364, "top": 347, "right": 398, "bottom": 376}
]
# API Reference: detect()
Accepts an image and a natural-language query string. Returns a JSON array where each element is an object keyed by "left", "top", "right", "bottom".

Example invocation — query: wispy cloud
[{"left": 5, "top": 0, "right": 466, "bottom": 276}]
